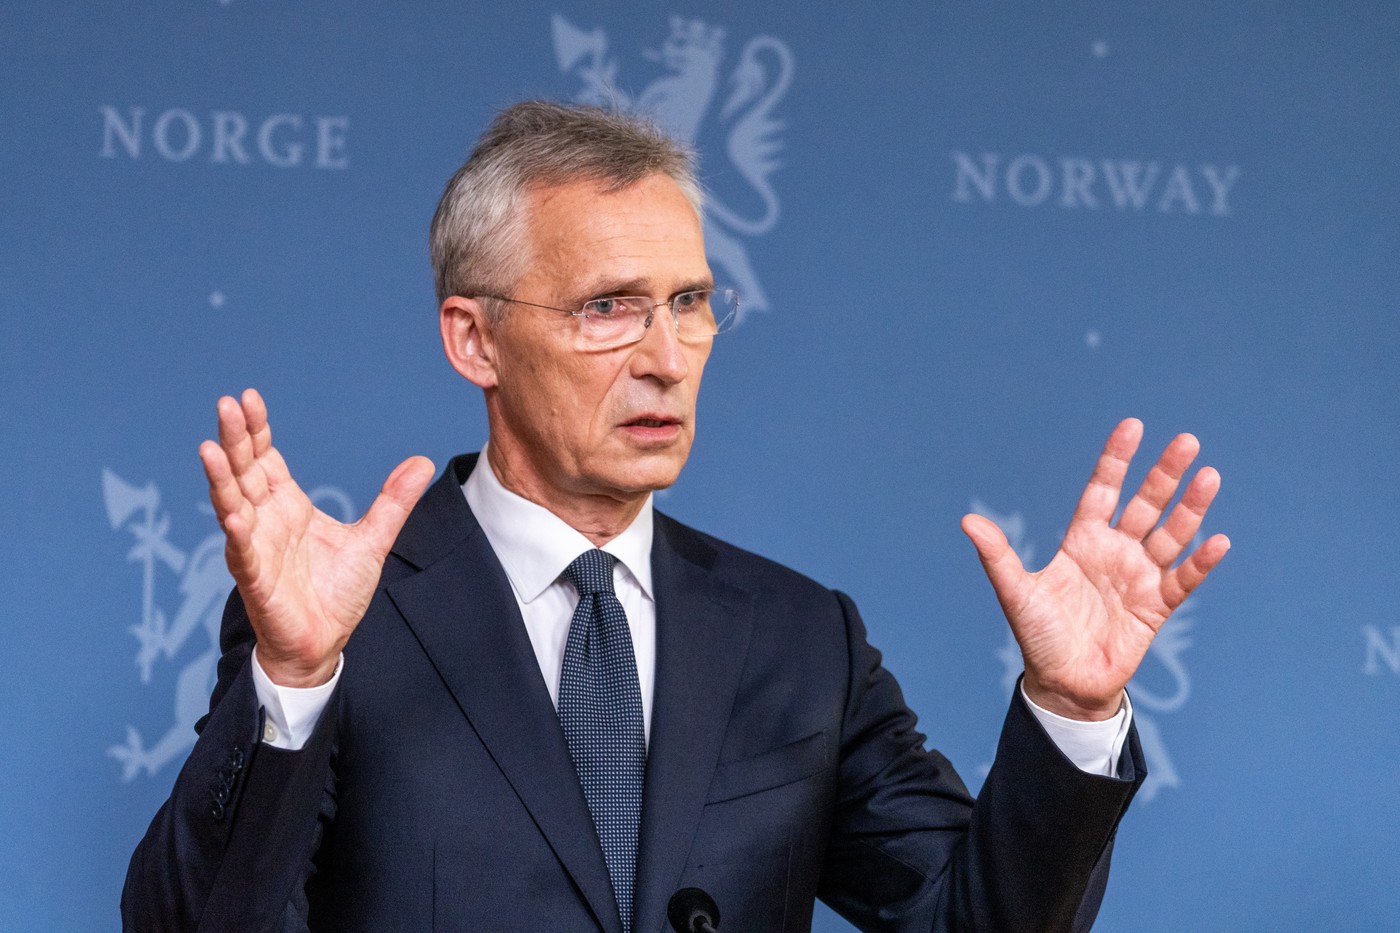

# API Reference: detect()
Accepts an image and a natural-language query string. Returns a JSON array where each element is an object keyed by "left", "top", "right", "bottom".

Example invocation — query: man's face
[{"left": 483, "top": 173, "right": 713, "bottom": 510}]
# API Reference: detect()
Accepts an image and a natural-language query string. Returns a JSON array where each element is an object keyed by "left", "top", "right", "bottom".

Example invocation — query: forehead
[{"left": 520, "top": 174, "right": 709, "bottom": 295}]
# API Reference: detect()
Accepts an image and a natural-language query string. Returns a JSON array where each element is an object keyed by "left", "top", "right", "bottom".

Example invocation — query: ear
[{"left": 440, "top": 296, "right": 499, "bottom": 389}]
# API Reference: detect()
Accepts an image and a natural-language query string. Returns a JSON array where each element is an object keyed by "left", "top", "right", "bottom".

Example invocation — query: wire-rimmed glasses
[{"left": 479, "top": 288, "right": 740, "bottom": 351}]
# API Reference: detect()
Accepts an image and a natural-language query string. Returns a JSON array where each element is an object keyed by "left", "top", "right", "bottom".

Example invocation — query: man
[{"left": 123, "top": 101, "right": 1228, "bottom": 932}]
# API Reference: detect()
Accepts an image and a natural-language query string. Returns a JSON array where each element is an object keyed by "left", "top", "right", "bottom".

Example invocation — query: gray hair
[{"left": 429, "top": 100, "right": 704, "bottom": 314}]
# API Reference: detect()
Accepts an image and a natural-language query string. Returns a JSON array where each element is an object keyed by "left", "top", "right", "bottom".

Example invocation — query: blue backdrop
[{"left": 2, "top": 2, "right": 1398, "bottom": 930}]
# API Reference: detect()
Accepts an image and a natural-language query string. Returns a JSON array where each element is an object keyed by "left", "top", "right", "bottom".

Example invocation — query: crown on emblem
[{"left": 664, "top": 16, "right": 725, "bottom": 55}]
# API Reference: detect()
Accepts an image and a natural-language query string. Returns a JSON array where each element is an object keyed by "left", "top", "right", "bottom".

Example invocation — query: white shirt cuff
[
  {"left": 250, "top": 646, "right": 343, "bottom": 751},
  {"left": 1021, "top": 683, "right": 1133, "bottom": 778}
]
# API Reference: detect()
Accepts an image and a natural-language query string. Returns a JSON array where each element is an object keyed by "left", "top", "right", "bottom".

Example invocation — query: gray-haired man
[{"left": 124, "top": 101, "right": 1228, "bottom": 932}]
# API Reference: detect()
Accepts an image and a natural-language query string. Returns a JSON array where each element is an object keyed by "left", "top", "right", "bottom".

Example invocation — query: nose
[{"left": 629, "top": 301, "right": 690, "bottom": 385}]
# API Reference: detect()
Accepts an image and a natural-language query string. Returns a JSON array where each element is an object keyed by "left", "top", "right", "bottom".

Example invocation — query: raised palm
[
  {"left": 962, "top": 419, "right": 1229, "bottom": 720},
  {"left": 200, "top": 390, "right": 435, "bottom": 686}
]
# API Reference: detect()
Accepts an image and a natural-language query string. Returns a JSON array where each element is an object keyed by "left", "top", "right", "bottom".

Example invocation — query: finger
[
  {"left": 241, "top": 388, "right": 273, "bottom": 459},
  {"left": 215, "top": 395, "right": 250, "bottom": 471},
  {"left": 1070, "top": 418, "right": 1144, "bottom": 526},
  {"left": 1116, "top": 433, "right": 1200, "bottom": 540},
  {"left": 216, "top": 396, "right": 270, "bottom": 505},
  {"left": 200, "top": 440, "right": 259, "bottom": 576},
  {"left": 1145, "top": 466, "right": 1221, "bottom": 566},
  {"left": 961, "top": 513, "right": 1029, "bottom": 607},
  {"left": 199, "top": 439, "right": 247, "bottom": 527},
  {"left": 356, "top": 456, "right": 437, "bottom": 555},
  {"left": 1162, "top": 533, "right": 1231, "bottom": 608}
]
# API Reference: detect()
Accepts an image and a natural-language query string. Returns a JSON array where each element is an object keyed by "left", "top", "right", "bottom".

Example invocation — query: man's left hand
[{"left": 961, "top": 418, "right": 1230, "bottom": 721}]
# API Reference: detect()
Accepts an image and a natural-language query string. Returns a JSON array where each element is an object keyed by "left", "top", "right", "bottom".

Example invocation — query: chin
[
  {"left": 602, "top": 454, "right": 688, "bottom": 495},
  {"left": 621, "top": 468, "right": 683, "bottom": 495}
]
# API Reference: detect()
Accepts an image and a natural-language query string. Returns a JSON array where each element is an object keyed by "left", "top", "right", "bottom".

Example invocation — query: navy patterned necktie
[{"left": 559, "top": 549, "right": 646, "bottom": 932}]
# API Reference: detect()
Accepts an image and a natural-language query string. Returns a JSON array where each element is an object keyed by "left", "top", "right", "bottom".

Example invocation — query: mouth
[{"left": 620, "top": 414, "right": 684, "bottom": 444}]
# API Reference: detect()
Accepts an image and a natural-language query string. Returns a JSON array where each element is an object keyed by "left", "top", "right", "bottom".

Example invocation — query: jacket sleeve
[
  {"left": 121, "top": 589, "right": 339, "bottom": 933},
  {"left": 817, "top": 591, "right": 1145, "bottom": 932}
]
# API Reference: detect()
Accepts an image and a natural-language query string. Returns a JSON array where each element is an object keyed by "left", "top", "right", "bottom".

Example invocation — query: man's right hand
[{"left": 199, "top": 389, "right": 436, "bottom": 687}]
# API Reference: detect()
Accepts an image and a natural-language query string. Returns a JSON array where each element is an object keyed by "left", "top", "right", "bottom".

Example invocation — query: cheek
[
  {"left": 495, "top": 357, "right": 572, "bottom": 446},
  {"left": 508, "top": 347, "right": 572, "bottom": 407},
  {"left": 685, "top": 348, "right": 710, "bottom": 396},
  {"left": 538, "top": 359, "right": 623, "bottom": 441}
]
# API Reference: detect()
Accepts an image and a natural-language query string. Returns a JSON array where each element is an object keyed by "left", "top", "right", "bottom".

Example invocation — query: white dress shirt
[
  {"left": 462, "top": 447, "right": 657, "bottom": 745},
  {"left": 253, "top": 450, "right": 1131, "bottom": 776}
]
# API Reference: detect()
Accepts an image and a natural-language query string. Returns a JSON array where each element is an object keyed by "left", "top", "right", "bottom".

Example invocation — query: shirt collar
[{"left": 463, "top": 445, "right": 655, "bottom": 605}]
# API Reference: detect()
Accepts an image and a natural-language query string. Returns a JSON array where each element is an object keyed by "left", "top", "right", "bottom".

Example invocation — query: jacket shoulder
[{"left": 654, "top": 510, "right": 840, "bottom": 607}]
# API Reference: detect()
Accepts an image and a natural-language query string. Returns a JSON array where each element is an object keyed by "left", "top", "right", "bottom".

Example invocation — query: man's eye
[
  {"left": 674, "top": 290, "right": 709, "bottom": 313},
  {"left": 584, "top": 298, "right": 619, "bottom": 316}
]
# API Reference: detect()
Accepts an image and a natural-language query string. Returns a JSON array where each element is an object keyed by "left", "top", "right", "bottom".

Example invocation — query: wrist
[
  {"left": 256, "top": 649, "right": 339, "bottom": 689},
  {"left": 1021, "top": 675, "right": 1124, "bottom": 722}
]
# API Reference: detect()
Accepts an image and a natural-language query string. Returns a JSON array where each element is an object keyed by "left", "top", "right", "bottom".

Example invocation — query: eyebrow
[{"left": 575, "top": 276, "right": 715, "bottom": 302}]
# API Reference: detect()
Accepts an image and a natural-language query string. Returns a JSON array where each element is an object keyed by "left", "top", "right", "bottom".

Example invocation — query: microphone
[{"left": 667, "top": 887, "right": 721, "bottom": 933}]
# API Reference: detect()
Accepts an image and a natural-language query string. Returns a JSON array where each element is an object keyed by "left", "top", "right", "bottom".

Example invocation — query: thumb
[
  {"left": 358, "top": 456, "right": 437, "bottom": 553},
  {"left": 960, "top": 513, "right": 1027, "bottom": 602}
]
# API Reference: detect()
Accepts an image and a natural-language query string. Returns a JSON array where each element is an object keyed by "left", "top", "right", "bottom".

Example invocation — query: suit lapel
[
  {"left": 386, "top": 455, "right": 622, "bottom": 933},
  {"left": 632, "top": 514, "right": 756, "bottom": 933}
]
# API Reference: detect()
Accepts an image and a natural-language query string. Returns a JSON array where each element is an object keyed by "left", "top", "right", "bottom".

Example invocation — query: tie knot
[{"left": 564, "top": 548, "right": 616, "bottom": 597}]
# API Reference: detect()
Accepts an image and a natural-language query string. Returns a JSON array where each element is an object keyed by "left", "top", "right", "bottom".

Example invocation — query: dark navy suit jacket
[{"left": 123, "top": 453, "right": 1145, "bottom": 932}]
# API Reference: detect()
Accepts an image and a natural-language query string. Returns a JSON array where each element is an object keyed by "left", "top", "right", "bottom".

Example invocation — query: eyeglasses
[{"left": 478, "top": 288, "right": 740, "bottom": 351}]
